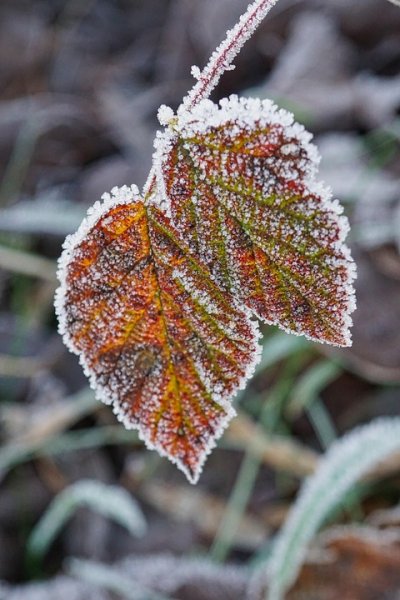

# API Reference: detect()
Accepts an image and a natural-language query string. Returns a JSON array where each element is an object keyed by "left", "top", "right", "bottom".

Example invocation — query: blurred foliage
[{"left": 0, "top": 0, "right": 399, "bottom": 598}]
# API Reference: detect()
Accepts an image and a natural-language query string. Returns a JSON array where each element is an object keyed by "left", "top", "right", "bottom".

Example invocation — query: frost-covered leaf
[
  {"left": 55, "top": 186, "right": 260, "bottom": 483},
  {"left": 157, "top": 95, "right": 356, "bottom": 346}
]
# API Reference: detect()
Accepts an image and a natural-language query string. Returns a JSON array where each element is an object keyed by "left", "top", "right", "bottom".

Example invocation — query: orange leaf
[
  {"left": 157, "top": 96, "right": 356, "bottom": 346},
  {"left": 55, "top": 187, "right": 260, "bottom": 482}
]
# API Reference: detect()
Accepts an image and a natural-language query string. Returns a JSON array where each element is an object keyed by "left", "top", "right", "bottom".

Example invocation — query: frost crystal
[
  {"left": 157, "top": 105, "right": 175, "bottom": 126},
  {"left": 190, "top": 65, "right": 201, "bottom": 80}
]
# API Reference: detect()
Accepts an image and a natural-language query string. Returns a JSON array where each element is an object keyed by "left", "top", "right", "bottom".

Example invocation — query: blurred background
[{"left": 0, "top": 0, "right": 400, "bottom": 598}]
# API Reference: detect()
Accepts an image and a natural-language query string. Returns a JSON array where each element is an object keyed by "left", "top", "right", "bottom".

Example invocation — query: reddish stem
[{"left": 182, "top": 0, "right": 279, "bottom": 111}]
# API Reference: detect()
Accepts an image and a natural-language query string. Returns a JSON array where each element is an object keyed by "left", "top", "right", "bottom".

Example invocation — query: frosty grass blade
[
  {"left": 156, "top": 95, "right": 356, "bottom": 347},
  {"left": 55, "top": 186, "right": 261, "bottom": 483}
]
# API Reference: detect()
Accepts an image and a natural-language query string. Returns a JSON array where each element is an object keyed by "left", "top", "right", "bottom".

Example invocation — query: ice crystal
[
  {"left": 190, "top": 65, "right": 201, "bottom": 80},
  {"left": 157, "top": 104, "right": 175, "bottom": 127}
]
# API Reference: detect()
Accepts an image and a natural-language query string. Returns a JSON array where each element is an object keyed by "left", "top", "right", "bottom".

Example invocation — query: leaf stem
[{"left": 182, "top": 0, "right": 279, "bottom": 111}]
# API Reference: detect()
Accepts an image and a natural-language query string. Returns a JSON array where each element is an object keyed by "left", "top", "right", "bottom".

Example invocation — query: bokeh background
[{"left": 0, "top": 0, "right": 400, "bottom": 598}]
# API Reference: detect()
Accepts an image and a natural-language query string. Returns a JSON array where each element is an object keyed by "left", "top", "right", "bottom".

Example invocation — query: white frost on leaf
[
  {"left": 55, "top": 184, "right": 141, "bottom": 343},
  {"left": 176, "top": 95, "right": 319, "bottom": 172},
  {"left": 190, "top": 65, "right": 201, "bottom": 80}
]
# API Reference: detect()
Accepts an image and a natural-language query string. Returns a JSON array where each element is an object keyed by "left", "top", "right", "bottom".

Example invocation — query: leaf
[
  {"left": 55, "top": 186, "right": 260, "bottom": 483},
  {"left": 262, "top": 417, "right": 400, "bottom": 600},
  {"left": 156, "top": 95, "right": 356, "bottom": 346}
]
